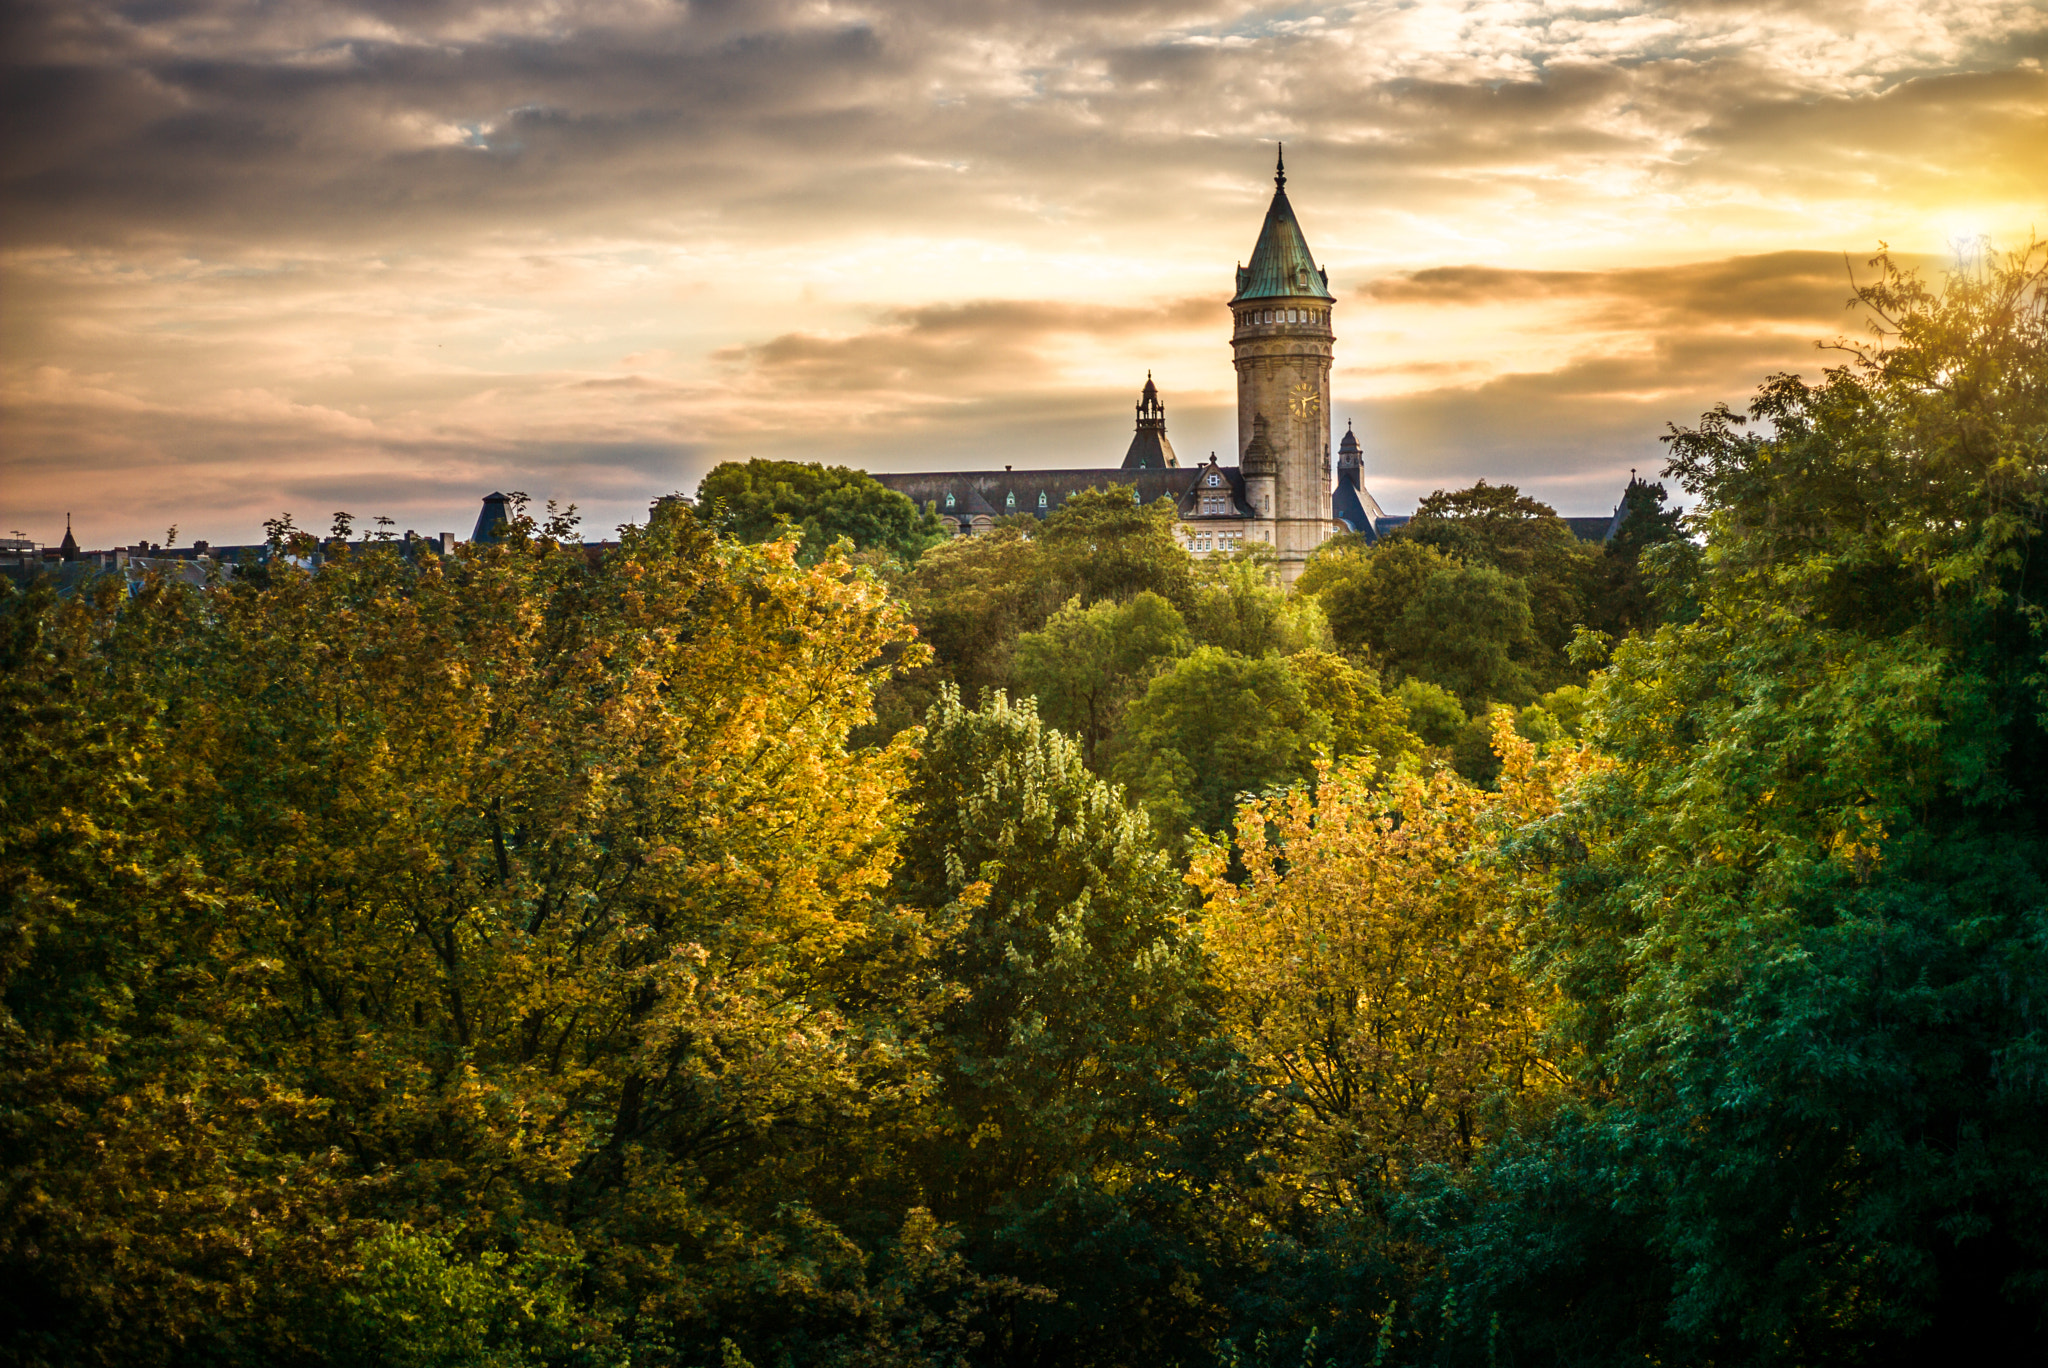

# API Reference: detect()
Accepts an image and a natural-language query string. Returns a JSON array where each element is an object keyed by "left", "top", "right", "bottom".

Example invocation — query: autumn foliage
[
  {"left": 1193, "top": 715, "right": 1601, "bottom": 1194},
  {"left": 4, "top": 244, "right": 2046, "bottom": 1365}
]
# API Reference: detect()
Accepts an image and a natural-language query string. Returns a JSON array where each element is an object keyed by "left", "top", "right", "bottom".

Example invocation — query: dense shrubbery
[{"left": 4, "top": 246, "right": 2044, "bottom": 1365}]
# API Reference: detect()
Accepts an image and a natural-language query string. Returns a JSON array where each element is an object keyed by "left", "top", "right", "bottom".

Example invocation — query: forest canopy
[{"left": 4, "top": 244, "right": 2044, "bottom": 1367}]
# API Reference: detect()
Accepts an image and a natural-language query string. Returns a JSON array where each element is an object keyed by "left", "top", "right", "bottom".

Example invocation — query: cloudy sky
[{"left": 3, "top": 0, "right": 2043, "bottom": 547}]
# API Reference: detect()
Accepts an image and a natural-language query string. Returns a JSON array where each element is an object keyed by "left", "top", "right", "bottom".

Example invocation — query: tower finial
[{"left": 1275, "top": 143, "right": 1285, "bottom": 189}]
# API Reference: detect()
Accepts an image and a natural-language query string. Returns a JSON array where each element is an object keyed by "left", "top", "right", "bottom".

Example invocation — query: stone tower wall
[{"left": 1231, "top": 300, "right": 1334, "bottom": 584}]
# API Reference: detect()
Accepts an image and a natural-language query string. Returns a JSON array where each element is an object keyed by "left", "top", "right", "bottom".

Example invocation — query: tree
[
  {"left": 1451, "top": 242, "right": 2048, "bottom": 1362},
  {"left": 1013, "top": 592, "right": 1190, "bottom": 769},
  {"left": 1393, "top": 481, "right": 1602, "bottom": 678},
  {"left": 1393, "top": 678, "right": 1467, "bottom": 748},
  {"left": 1383, "top": 563, "right": 1537, "bottom": 709},
  {"left": 1296, "top": 538, "right": 1457, "bottom": 658},
  {"left": 1286, "top": 650, "right": 1421, "bottom": 769},
  {"left": 1598, "top": 477, "right": 1688, "bottom": 631},
  {"left": 697, "top": 458, "right": 949, "bottom": 563},
  {"left": 1193, "top": 716, "right": 1601, "bottom": 1201},
  {"left": 0, "top": 501, "right": 979, "bottom": 1365},
  {"left": 1035, "top": 486, "right": 1195, "bottom": 611},
  {"left": 891, "top": 690, "right": 1224, "bottom": 1362},
  {"left": 895, "top": 489, "right": 1198, "bottom": 736},
  {"left": 1189, "top": 550, "right": 1330, "bottom": 657},
  {"left": 899, "top": 525, "right": 1063, "bottom": 707},
  {"left": 1110, "top": 647, "right": 1330, "bottom": 842}
]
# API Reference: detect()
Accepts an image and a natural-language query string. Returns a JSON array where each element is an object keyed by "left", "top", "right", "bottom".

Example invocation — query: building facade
[{"left": 872, "top": 149, "right": 1367, "bottom": 586}]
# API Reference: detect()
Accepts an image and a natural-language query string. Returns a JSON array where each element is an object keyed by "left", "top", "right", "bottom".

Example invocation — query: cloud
[
  {"left": 3, "top": 0, "right": 2044, "bottom": 543},
  {"left": 716, "top": 296, "right": 1216, "bottom": 392},
  {"left": 1360, "top": 249, "right": 1951, "bottom": 330}
]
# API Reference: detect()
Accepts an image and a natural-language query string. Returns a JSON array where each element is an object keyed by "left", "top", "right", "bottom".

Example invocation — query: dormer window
[
  {"left": 1038, "top": 491, "right": 1048, "bottom": 509},
  {"left": 1005, "top": 491, "right": 1016, "bottom": 509},
  {"left": 944, "top": 493, "right": 955, "bottom": 509}
]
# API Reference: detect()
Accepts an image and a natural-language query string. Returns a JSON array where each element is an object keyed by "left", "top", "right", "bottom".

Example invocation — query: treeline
[{"left": 3, "top": 247, "right": 2044, "bottom": 1367}]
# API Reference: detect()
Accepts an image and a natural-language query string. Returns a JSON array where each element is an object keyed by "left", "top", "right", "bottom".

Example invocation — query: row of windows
[
  {"left": 1193, "top": 530, "right": 1245, "bottom": 553},
  {"left": 1199, "top": 495, "right": 1229, "bottom": 515},
  {"left": 942, "top": 490, "right": 1050, "bottom": 511},
  {"left": 1242, "top": 306, "right": 1327, "bottom": 327}
]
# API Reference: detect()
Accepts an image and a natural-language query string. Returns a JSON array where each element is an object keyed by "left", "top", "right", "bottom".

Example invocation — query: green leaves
[
  {"left": 697, "top": 459, "right": 950, "bottom": 565},
  {"left": 1475, "top": 241, "right": 2048, "bottom": 1357}
]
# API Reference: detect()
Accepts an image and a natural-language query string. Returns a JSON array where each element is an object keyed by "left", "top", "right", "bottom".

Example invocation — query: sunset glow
[{"left": 3, "top": 0, "right": 2044, "bottom": 546}]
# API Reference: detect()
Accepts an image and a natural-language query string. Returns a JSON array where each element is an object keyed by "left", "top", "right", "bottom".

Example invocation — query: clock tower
[{"left": 1230, "top": 146, "right": 1336, "bottom": 584}]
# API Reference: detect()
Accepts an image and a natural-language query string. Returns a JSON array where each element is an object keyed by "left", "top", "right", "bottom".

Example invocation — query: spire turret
[
  {"left": 1120, "top": 373, "right": 1180, "bottom": 470},
  {"left": 1241, "top": 414, "right": 1277, "bottom": 477}
]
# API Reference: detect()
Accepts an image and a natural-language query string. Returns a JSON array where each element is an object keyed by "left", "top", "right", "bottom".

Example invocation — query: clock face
[{"left": 1288, "top": 382, "right": 1320, "bottom": 419}]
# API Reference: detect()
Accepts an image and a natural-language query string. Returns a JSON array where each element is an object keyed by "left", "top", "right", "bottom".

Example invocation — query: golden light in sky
[{"left": 2, "top": 0, "right": 2044, "bottom": 546}]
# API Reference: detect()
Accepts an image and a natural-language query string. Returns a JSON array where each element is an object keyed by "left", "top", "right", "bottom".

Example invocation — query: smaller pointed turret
[
  {"left": 471, "top": 491, "right": 514, "bottom": 544},
  {"left": 59, "top": 514, "right": 79, "bottom": 562},
  {"left": 1330, "top": 421, "right": 1386, "bottom": 536},
  {"left": 1120, "top": 373, "right": 1180, "bottom": 469},
  {"left": 1337, "top": 422, "right": 1362, "bottom": 475},
  {"left": 1241, "top": 414, "right": 1277, "bottom": 477},
  {"left": 1242, "top": 413, "right": 1278, "bottom": 521}
]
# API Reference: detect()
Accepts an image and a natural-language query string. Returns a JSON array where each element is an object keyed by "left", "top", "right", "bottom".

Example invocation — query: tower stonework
[{"left": 1230, "top": 147, "right": 1336, "bottom": 584}]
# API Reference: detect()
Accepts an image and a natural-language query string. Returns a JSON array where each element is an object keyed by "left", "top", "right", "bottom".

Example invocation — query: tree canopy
[
  {"left": 697, "top": 457, "right": 949, "bottom": 563},
  {"left": 7, "top": 242, "right": 2044, "bottom": 1367}
]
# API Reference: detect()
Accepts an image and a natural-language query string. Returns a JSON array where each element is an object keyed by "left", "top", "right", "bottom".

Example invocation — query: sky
[{"left": 2, "top": 0, "right": 2043, "bottom": 549}]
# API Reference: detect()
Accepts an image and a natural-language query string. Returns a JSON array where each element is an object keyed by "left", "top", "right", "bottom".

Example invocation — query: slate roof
[
  {"left": 472, "top": 491, "right": 515, "bottom": 543},
  {"left": 1333, "top": 470, "right": 1386, "bottom": 536},
  {"left": 1233, "top": 147, "right": 1334, "bottom": 303},
  {"left": 874, "top": 464, "right": 1254, "bottom": 524}
]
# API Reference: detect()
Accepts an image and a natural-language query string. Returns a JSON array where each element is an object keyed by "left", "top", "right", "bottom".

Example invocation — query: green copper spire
[{"left": 1232, "top": 144, "right": 1333, "bottom": 303}]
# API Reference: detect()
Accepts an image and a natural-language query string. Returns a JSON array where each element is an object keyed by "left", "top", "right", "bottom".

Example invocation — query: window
[
  {"left": 1038, "top": 491, "right": 1047, "bottom": 509},
  {"left": 1131, "top": 486, "right": 1141, "bottom": 502},
  {"left": 944, "top": 493, "right": 955, "bottom": 509},
  {"left": 1206, "top": 472, "right": 1220, "bottom": 486},
  {"left": 1196, "top": 534, "right": 1211, "bottom": 552},
  {"left": 1005, "top": 490, "right": 1015, "bottom": 509}
]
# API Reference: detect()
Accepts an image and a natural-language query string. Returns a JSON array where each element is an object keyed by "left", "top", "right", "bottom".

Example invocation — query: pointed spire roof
[
  {"left": 471, "top": 491, "right": 514, "bottom": 544},
  {"left": 1233, "top": 144, "right": 1334, "bottom": 303},
  {"left": 1121, "top": 372, "right": 1180, "bottom": 470}
]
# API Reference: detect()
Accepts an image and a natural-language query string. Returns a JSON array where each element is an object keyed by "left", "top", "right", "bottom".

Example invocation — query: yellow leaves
[{"left": 1192, "top": 715, "right": 1604, "bottom": 1192}]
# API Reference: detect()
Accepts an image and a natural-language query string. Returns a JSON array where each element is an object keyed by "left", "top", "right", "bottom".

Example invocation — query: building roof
[
  {"left": 1333, "top": 469, "right": 1386, "bottom": 536},
  {"left": 1233, "top": 147, "right": 1334, "bottom": 303},
  {"left": 873, "top": 465, "right": 1248, "bottom": 522},
  {"left": 471, "top": 492, "right": 514, "bottom": 543}
]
